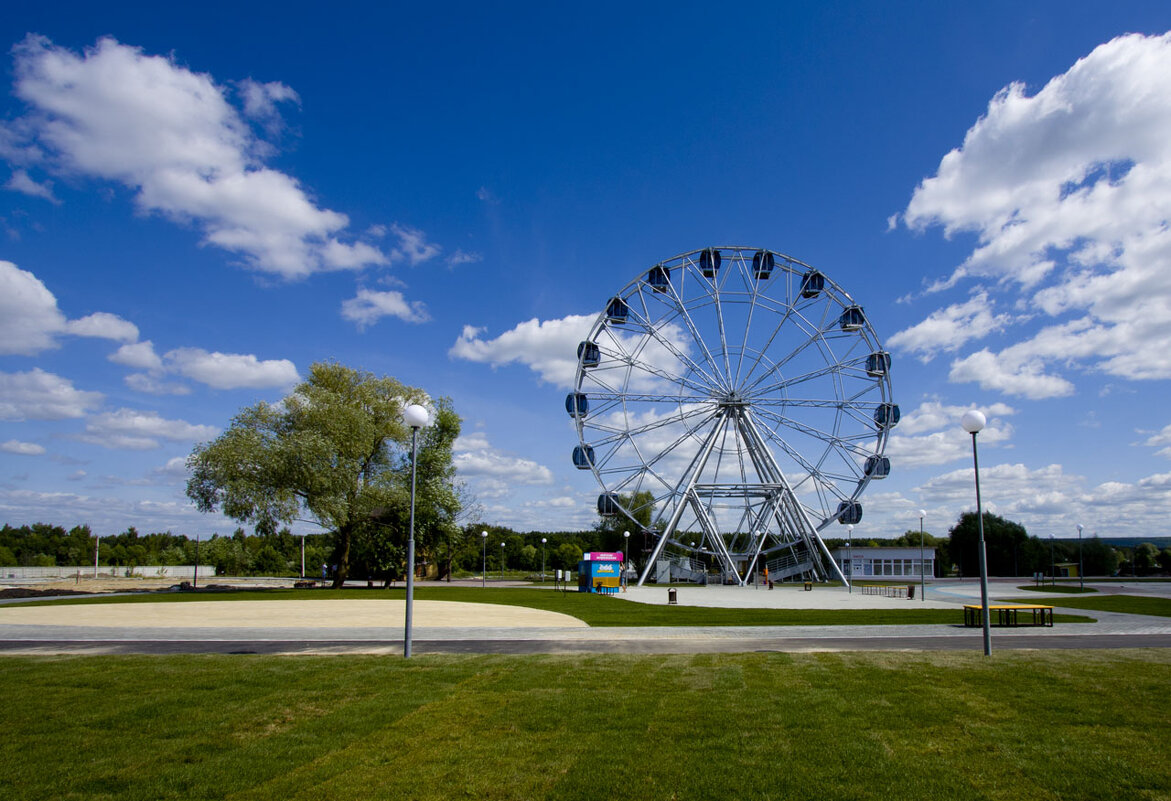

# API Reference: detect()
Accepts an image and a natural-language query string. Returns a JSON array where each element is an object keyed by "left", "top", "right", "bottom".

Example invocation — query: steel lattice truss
[{"left": 568, "top": 247, "right": 898, "bottom": 586}]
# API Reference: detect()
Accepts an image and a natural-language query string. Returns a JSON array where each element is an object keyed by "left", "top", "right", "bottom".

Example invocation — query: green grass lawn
[
  {"left": 13, "top": 586, "right": 1095, "bottom": 626},
  {"left": 1, "top": 650, "right": 1168, "bottom": 800},
  {"left": 1006, "top": 594, "right": 1171, "bottom": 618}
]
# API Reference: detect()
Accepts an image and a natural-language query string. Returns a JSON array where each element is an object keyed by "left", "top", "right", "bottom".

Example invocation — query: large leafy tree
[
  {"left": 186, "top": 362, "right": 461, "bottom": 587},
  {"left": 947, "top": 512, "right": 1032, "bottom": 577}
]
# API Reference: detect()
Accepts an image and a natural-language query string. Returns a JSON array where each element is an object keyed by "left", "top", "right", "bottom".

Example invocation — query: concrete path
[{"left": 1, "top": 578, "right": 1169, "bottom": 655}]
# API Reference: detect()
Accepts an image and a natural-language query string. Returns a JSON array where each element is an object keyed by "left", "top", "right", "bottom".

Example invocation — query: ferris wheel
[{"left": 566, "top": 247, "right": 898, "bottom": 586}]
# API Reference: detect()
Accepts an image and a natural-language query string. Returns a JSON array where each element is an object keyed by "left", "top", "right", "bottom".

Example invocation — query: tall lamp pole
[
  {"left": 481, "top": 531, "right": 488, "bottom": 587},
  {"left": 1077, "top": 523, "right": 1084, "bottom": 590},
  {"left": 402, "top": 403, "right": 431, "bottom": 660},
  {"left": 541, "top": 537, "right": 547, "bottom": 583},
  {"left": 961, "top": 409, "right": 992, "bottom": 657},
  {"left": 918, "top": 509, "right": 927, "bottom": 602},
  {"left": 846, "top": 524, "right": 853, "bottom": 593},
  {"left": 623, "top": 530, "right": 630, "bottom": 586},
  {"left": 500, "top": 542, "right": 505, "bottom": 582}
]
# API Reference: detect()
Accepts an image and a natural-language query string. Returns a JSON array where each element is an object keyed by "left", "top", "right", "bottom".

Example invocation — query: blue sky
[{"left": 2, "top": 2, "right": 1171, "bottom": 542}]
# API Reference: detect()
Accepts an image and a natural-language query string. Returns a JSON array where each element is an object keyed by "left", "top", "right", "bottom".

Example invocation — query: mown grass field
[
  {"left": 2, "top": 650, "right": 1169, "bottom": 800},
  {"left": 1006, "top": 594, "right": 1171, "bottom": 618},
  {"left": 13, "top": 586, "right": 1096, "bottom": 627}
]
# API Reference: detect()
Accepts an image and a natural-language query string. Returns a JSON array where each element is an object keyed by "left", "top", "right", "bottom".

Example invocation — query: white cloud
[
  {"left": 948, "top": 349, "right": 1075, "bottom": 399},
  {"left": 884, "top": 401, "right": 1015, "bottom": 468},
  {"left": 5, "top": 35, "right": 386, "bottom": 279},
  {"left": 163, "top": 348, "right": 299, "bottom": 390},
  {"left": 454, "top": 450, "right": 554, "bottom": 485},
  {"left": 0, "top": 260, "right": 66, "bottom": 354},
  {"left": 237, "top": 78, "right": 300, "bottom": 130},
  {"left": 65, "top": 311, "right": 139, "bottom": 342},
  {"left": 341, "top": 289, "right": 430, "bottom": 328},
  {"left": 1143, "top": 423, "right": 1171, "bottom": 458},
  {"left": 1, "top": 261, "right": 140, "bottom": 354},
  {"left": 0, "top": 368, "right": 103, "bottom": 420},
  {"left": 5, "top": 168, "right": 58, "bottom": 202},
  {"left": 389, "top": 223, "right": 441, "bottom": 265},
  {"left": 77, "top": 408, "right": 218, "bottom": 450},
  {"left": 153, "top": 456, "right": 191, "bottom": 481},
  {"left": 110, "top": 340, "right": 162, "bottom": 370},
  {"left": 447, "top": 249, "right": 482, "bottom": 267},
  {"left": 902, "top": 32, "right": 1171, "bottom": 394},
  {"left": 888, "top": 290, "right": 1012, "bottom": 361},
  {"left": 124, "top": 372, "right": 191, "bottom": 396},
  {"left": 1, "top": 439, "right": 45, "bottom": 455},
  {"left": 449, "top": 314, "right": 595, "bottom": 387}
]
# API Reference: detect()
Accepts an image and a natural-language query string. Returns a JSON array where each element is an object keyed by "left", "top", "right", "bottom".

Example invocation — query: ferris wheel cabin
[
  {"left": 647, "top": 265, "right": 671, "bottom": 292},
  {"left": 874, "top": 403, "right": 901, "bottom": 429},
  {"left": 866, "top": 351, "right": 891, "bottom": 376},
  {"left": 577, "top": 340, "right": 600, "bottom": 368},
  {"left": 565, "top": 392, "right": 589, "bottom": 419},
  {"left": 864, "top": 455, "right": 890, "bottom": 479},
  {"left": 700, "top": 248, "right": 721, "bottom": 277},
  {"left": 800, "top": 270, "right": 824, "bottom": 298},
  {"left": 840, "top": 305, "right": 866, "bottom": 331},
  {"left": 572, "top": 445, "right": 595, "bottom": 470},
  {"left": 752, "top": 250, "right": 775, "bottom": 279},
  {"left": 837, "top": 501, "right": 863, "bottom": 525}
]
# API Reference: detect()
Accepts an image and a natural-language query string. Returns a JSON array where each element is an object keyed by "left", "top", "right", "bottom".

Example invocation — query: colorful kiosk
[{"left": 578, "top": 551, "right": 623, "bottom": 594}]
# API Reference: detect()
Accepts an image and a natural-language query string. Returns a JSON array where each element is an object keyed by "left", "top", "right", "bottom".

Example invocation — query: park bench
[{"left": 963, "top": 604, "right": 1053, "bottom": 628}]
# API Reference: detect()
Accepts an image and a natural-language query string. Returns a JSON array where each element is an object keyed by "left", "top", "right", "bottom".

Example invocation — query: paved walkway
[{"left": 1, "top": 579, "right": 1168, "bottom": 655}]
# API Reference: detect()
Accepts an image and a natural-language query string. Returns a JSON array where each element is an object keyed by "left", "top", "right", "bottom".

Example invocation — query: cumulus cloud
[
  {"left": 884, "top": 401, "right": 1015, "bottom": 468},
  {"left": 454, "top": 450, "right": 554, "bottom": 485},
  {"left": 0, "top": 368, "right": 103, "bottom": 420},
  {"left": 1, "top": 439, "right": 46, "bottom": 455},
  {"left": 77, "top": 408, "right": 218, "bottom": 450},
  {"left": 110, "top": 340, "right": 162, "bottom": 370},
  {"left": 0, "top": 261, "right": 139, "bottom": 354},
  {"left": 0, "top": 260, "right": 66, "bottom": 354},
  {"left": 888, "top": 290, "right": 1012, "bottom": 361},
  {"left": 5, "top": 168, "right": 58, "bottom": 202},
  {"left": 341, "top": 289, "right": 430, "bottom": 328},
  {"left": 164, "top": 348, "right": 299, "bottom": 390},
  {"left": 64, "top": 311, "right": 138, "bottom": 342},
  {"left": 449, "top": 314, "right": 595, "bottom": 387},
  {"left": 3, "top": 35, "right": 385, "bottom": 279},
  {"left": 901, "top": 31, "right": 1171, "bottom": 395}
]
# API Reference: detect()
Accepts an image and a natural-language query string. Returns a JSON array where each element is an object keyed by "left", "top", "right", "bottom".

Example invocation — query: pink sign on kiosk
[{"left": 582, "top": 551, "right": 624, "bottom": 562}]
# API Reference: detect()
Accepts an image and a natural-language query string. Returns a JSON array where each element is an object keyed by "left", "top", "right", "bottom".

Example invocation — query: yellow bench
[{"left": 963, "top": 604, "right": 1053, "bottom": 628}]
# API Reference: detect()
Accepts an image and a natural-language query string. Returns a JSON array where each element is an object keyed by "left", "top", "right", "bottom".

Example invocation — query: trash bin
[
  {"left": 803, "top": 581, "right": 812, "bottom": 591},
  {"left": 668, "top": 588, "right": 677, "bottom": 605}
]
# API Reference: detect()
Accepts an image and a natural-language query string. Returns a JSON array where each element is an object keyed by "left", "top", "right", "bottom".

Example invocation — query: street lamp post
[
  {"left": 1049, "top": 534, "right": 1056, "bottom": 587},
  {"left": 402, "top": 403, "right": 431, "bottom": 660},
  {"left": 919, "top": 509, "right": 927, "bottom": 602},
  {"left": 541, "top": 537, "right": 547, "bottom": 583},
  {"left": 846, "top": 524, "right": 853, "bottom": 593},
  {"left": 623, "top": 531, "right": 630, "bottom": 587},
  {"left": 500, "top": 542, "right": 505, "bottom": 582},
  {"left": 300, "top": 534, "right": 306, "bottom": 580},
  {"left": 481, "top": 531, "right": 487, "bottom": 587},
  {"left": 1077, "top": 523, "right": 1084, "bottom": 590},
  {"left": 961, "top": 409, "right": 992, "bottom": 657}
]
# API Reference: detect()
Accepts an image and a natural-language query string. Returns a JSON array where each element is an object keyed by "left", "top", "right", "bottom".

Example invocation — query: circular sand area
[{"left": 0, "top": 599, "right": 587, "bottom": 629}]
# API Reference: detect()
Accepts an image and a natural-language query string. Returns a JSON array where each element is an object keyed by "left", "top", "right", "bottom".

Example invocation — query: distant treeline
[{"left": 3, "top": 515, "right": 1168, "bottom": 579}]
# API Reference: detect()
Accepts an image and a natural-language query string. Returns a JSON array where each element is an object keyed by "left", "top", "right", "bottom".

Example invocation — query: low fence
[
  {"left": 1, "top": 565, "right": 216, "bottom": 580},
  {"left": 860, "top": 584, "right": 915, "bottom": 599}
]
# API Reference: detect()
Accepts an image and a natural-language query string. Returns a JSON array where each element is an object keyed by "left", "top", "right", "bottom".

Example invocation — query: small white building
[{"left": 829, "top": 546, "right": 936, "bottom": 580}]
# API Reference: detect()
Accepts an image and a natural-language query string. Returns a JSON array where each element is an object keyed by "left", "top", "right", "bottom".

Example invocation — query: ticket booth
[{"left": 578, "top": 551, "right": 623, "bottom": 594}]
